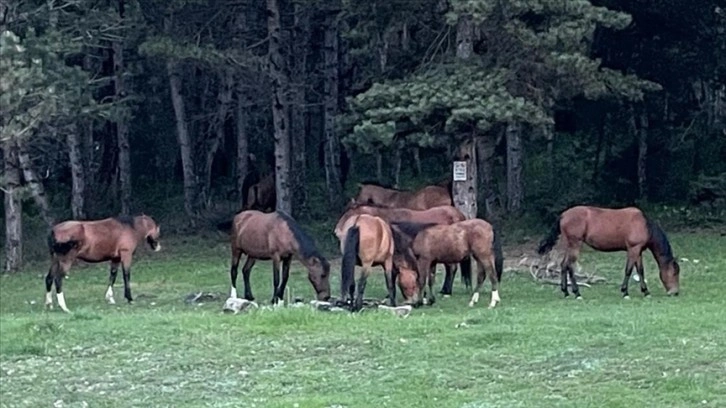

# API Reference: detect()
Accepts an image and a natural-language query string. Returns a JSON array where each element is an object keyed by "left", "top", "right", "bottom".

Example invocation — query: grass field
[{"left": 1, "top": 230, "right": 725, "bottom": 408}]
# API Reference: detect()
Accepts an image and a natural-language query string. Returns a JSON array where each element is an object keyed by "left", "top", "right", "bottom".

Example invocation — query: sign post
[{"left": 453, "top": 161, "right": 467, "bottom": 182}]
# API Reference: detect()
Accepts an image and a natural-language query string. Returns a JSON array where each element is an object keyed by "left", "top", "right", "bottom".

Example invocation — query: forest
[{"left": 2, "top": 0, "right": 725, "bottom": 273}]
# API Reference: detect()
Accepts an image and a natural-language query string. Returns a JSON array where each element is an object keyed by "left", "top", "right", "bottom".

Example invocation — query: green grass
[{"left": 1, "top": 231, "right": 725, "bottom": 408}]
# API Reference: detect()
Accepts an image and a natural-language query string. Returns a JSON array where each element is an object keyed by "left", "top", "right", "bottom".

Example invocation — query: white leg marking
[
  {"left": 468, "top": 292, "right": 480, "bottom": 307},
  {"left": 489, "top": 289, "right": 500, "bottom": 308},
  {"left": 45, "top": 292, "right": 53, "bottom": 308},
  {"left": 57, "top": 292, "right": 70, "bottom": 313},
  {"left": 154, "top": 244, "right": 161, "bottom": 252},
  {"left": 230, "top": 286, "right": 238, "bottom": 299},
  {"left": 105, "top": 286, "right": 116, "bottom": 304}
]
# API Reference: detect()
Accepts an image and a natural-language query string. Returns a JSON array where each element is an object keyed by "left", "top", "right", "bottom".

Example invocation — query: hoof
[
  {"left": 107, "top": 298, "right": 116, "bottom": 305},
  {"left": 244, "top": 296, "right": 255, "bottom": 302},
  {"left": 468, "top": 301, "right": 475, "bottom": 307},
  {"left": 575, "top": 296, "right": 583, "bottom": 300},
  {"left": 623, "top": 295, "right": 630, "bottom": 300}
]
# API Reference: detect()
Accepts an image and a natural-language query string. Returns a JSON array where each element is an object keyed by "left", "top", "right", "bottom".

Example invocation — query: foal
[{"left": 46, "top": 215, "right": 161, "bottom": 313}]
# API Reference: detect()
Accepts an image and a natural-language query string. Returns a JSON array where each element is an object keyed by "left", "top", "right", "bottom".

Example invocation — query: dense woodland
[{"left": 1, "top": 0, "right": 725, "bottom": 273}]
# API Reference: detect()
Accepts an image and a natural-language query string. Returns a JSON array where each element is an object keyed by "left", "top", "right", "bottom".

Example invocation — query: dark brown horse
[
  {"left": 336, "top": 214, "right": 397, "bottom": 311},
  {"left": 537, "top": 206, "right": 680, "bottom": 299},
  {"left": 45, "top": 215, "right": 161, "bottom": 313},
  {"left": 245, "top": 172, "right": 275, "bottom": 212},
  {"left": 334, "top": 202, "right": 469, "bottom": 294},
  {"left": 392, "top": 219, "right": 503, "bottom": 308},
  {"left": 229, "top": 210, "right": 330, "bottom": 304},
  {"left": 353, "top": 181, "right": 452, "bottom": 211}
]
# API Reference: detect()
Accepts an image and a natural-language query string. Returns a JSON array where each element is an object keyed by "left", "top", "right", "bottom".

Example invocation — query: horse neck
[
  {"left": 131, "top": 217, "right": 150, "bottom": 240},
  {"left": 647, "top": 244, "right": 671, "bottom": 270}
]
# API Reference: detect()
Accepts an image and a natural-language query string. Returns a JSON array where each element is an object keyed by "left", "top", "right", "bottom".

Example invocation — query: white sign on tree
[{"left": 453, "top": 161, "right": 467, "bottom": 181}]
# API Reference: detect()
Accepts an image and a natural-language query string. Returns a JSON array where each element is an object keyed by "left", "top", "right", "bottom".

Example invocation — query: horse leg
[
  {"left": 229, "top": 249, "right": 243, "bottom": 299},
  {"left": 414, "top": 259, "right": 429, "bottom": 307},
  {"left": 275, "top": 256, "right": 292, "bottom": 301},
  {"left": 426, "top": 265, "right": 436, "bottom": 306},
  {"left": 468, "top": 259, "right": 486, "bottom": 307},
  {"left": 241, "top": 256, "right": 257, "bottom": 301},
  {"left": 45, "top": 260, "right": 57, "bottom": 309},
  {"left": 354, "top": 266, "right": 369, "bottom": 312},
  {"left": 120, "top": 252, "right": 134, "bottom": 304},
  {"left": 440, "top": 264, "right": 454, "bottom": 296},
  {"left": 55, "top": 260, "right": 73, "bottom": 313},
  {"left": 619, "top": 254, "right": 636, "bottom": 299},
  {"left": 271, "top": 258, "right": 282, "bottom": 305},
  {"left": 106, "top": 260, "right": 120, "bottom": 305},
  {"left": 635, "top": 254, "right": 650, "bottom": 297},
  {"left": 384, "top": 258, "right": 397, "bottom": 307},
  {"left": 486, "top": 254, "right": 501, "bottom": 308}
]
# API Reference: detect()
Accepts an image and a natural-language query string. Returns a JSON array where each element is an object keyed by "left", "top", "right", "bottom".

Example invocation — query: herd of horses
[{"left": 42, "top": 180, "right": 681, "bottom": 314}]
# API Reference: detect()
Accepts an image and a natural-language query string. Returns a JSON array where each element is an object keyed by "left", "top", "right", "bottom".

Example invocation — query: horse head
[{"left": 139, "top": 215, "right": 161, "bottom": 252}]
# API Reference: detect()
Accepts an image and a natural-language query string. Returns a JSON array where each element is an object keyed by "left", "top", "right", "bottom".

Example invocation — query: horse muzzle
[{"left": 667, "top": 288, "right": 679, "bottom": 296}]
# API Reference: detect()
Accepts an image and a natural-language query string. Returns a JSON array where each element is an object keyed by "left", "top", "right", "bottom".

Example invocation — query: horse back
[
  {"left": 563, "top": 206, "right": 648, "bottom": 250},
  {"left": 232, "top": 211, "right": 296, "bottom": 258}
]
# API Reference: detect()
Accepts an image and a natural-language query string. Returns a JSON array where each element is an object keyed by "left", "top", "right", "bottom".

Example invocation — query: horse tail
[
  {"left": 340, "top": 225, "right": 360, "bottom": 299},
  {"left": 460, "top": 255, "right": 472, "bottom": 288},
  {"left": 537, "top": 218, "right": 561, "bottom": 255},
  {"left": 47, "top": 230, "right": 78, "bottom": 256},
  {"left": 493, "top": 224, "right": 504, "bottom": 281},
  {"left": 645, "top": 217, "right": 674, "bottom": 262}
]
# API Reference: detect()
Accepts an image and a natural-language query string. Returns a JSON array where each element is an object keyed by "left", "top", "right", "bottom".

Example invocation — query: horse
[
  {"left": 245, "top": 172, "right": 275, "bottom": 212},
  {"left": 336, "top": 214, "right": 397, "bottom": 311},
  {"left": 229, "top": 210, "right": 330, "bottom": 304},
  {"left": 353, "top": 181, "right": 452, "bottom": 211},
  {"left": 334, "top": 201, "right": 470, "bottom": 295},
  {"left": 392, "top": 219, "right": 503, "bottom": 308},
  {"left": 45, "top": 215, "right": 161, "bottom": 313},
  {"left": 537, "top": 205, "right": 680, "bottom": 299}
]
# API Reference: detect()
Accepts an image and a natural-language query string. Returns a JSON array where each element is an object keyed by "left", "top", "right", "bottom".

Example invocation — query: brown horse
[
  {"left": 336, "top": 214, "right": 397, "bottom": 311},
  {"left": 245, "top": 172, "right": 275, "bottom": 212},
  {"left": 392, "top": 219, "right": 503, "bottom": 308},
  {"left": 353, "top": 181, "right": 452, "bottom": 211},
  {"left": 45, "top": 215, "right": 161, "bottom": 313},
  {"left": 537, "top": 206, "right": 680, "bottom": 299},
  {"left": 229, "top": 210, "right": 330, "bottom": 304},
  {"left": 334, "top": 202, "right": 469, "bottom": 294}
]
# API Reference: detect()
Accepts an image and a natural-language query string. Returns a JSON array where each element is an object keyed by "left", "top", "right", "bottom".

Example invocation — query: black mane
[
  {"left": 276, "top": 211, "right": 328, "bottom": 266},
  {"left": 390, "top": 221, "right": 438, "bottom": 238},
  {"left": 114, "top": 215, "right": 137, "bottom": 228},
  {"left": 390, "top": 226, "right": 418, "bottom": 266},
  {"left": 645, "top": 218, "right": 675, "bottom": 263}
]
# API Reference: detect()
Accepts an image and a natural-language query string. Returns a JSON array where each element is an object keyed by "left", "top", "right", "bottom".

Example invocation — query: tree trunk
[
  {"left": 202, "top": 69, "right": 234, "bottom": 208},
  {"left": 393, "top": 147, "right": 402, "bottom": 188},
  {"left": 16, "top": 142, "right": 54, "bottom": 226},
  {"left": 637, "top": 108, "right": 648, "bottom": 201},
  {"left": 413, "top": 147, "right": 422, "bottom": 176},
  {"left": 67, "top": 125, "right": 86, "bottom": 219},
  {"left": 322, "top": 12, "right": 343, "bottom": 209},
  {"left": 376, "top": 152, "right": 383, "bottom": 181},
  {"left": 114, "top": 0, "right": 131, "bottom": 215},
  {"left": 452, "top": 14, "right": 477, "bottom": 219},
  {"left": 505, "top": 122, "right": 523, "bottom": 213},
  {"left": 167, "top": 59, "right": 197, "bottom": 218},
  {"left": 236, "top": 81, "right": 249, "bottom": 203},
  {"left": 452, "top": 136, "right": 478, "bottom": 219},
  {"left": 476, "top": 135, "right": 497, "bottom": 219},
  {"left": 268, "top": 0, "right": 292, "bottom": 214},
  {"left": 3, "top": 143, "right": 23, "bottom": 273},
  {"left": 290, "top": 1, "right": 310, "bottom": 214}
]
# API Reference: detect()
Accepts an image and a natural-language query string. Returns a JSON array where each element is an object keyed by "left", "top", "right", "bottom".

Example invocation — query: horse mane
[
  {"left": 359, "top": 180, "right": 397, "bottom": 190},
  {"left": 276, "top": 211, "right": 329, "bottom": 266},
  {"left": 390, "top": 226, "right": 418, "bottom": 267},
  {"left": 645, "top": 218, "right": 674, "bottom": 264},
  {"left": 114, "top": 215, "right": 137, "bottom": 228},
  {"left": 390, "top": 221, "right": 438, "bottom": 238}
]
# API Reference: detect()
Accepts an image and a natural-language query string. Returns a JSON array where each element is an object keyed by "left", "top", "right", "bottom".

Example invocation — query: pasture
[{"left": 1, "top": 231, "right": 725, "bottom": 408}]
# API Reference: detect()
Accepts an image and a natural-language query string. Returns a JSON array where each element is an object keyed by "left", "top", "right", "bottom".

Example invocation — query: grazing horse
[
  {"left": 336, "top": 214, "right": 397, "bottom": 311},
  {"left": 45, "top": 215, "right": 161, "bottom": 313},
  {"left": 245, "top": 172, "right": 275, "bottom": 212},
  {"left": 393, "top": 219, "right": 503, "bottom": 308},
  {"left": 334, "top": 201, "right": 469, "bottom": 295},
  {"left": 537, "top": 206, "right": 680, "bottom": 299},
  {"left": 229, "top": 210, "right": 331, "bottom": 304},
  {"left": 353, "top": 181, "right": 452, "bottom": 211}
]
